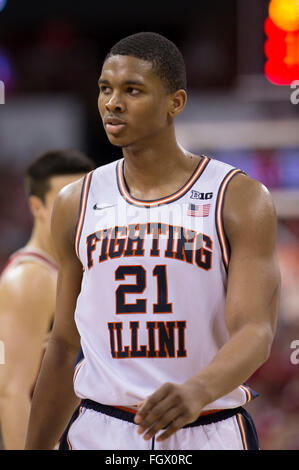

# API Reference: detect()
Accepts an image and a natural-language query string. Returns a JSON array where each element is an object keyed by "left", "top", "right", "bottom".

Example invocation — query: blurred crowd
[{"left": 247, "top": 221, "right": 299, "bottom": 450}]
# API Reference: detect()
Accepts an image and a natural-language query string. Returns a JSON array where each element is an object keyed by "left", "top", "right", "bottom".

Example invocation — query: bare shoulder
[
  {"left": 51, "top": 176, "right": 85, "bottom": 249},
  {"left": 223, "top": 173, "right": 277, "bottom": 251},
  {"left": 54, "top": 175, "right": 85, "bottom": 217},
  {"left": 0, "top": 262, "right": 56, "bottom": 311},
  {"left": 224, "top": 172, "right": 275, "bottom": 215}
]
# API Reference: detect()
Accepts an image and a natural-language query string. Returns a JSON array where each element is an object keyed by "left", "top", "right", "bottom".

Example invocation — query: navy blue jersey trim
[
  {"left": 74, "top": 346, "right": 85, "bottom": 372},
  {"left": 237, "top": 408, "right": 259, "bottom": 450},
  {"left": 80, "top": 399, "right": 244, "bottom": 428},
  {"left": 242, "top": 382, "right": 259, "bottom": 401},
  {"left": 116, "top": 156, "right": 210, "bottom": 208},
  {"left": 58, "top": 405, "right": 81, "bottom": 450},
  {"left": 215, "top": 169, "right": 245, "bottom": 273},
  {"left": 73, "top": 171, "right": 93, "bottom": 256},
  {"left": 73, "top": 175, "right": 87, "bottom": 251}
]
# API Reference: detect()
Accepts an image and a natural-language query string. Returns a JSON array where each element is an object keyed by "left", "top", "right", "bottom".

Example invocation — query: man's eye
[
  {"left": 127, "top": 87, "right": 140, "bottom": 95},
  {"left": 100, "top": 86, "right": 112, "bottom": 94}
]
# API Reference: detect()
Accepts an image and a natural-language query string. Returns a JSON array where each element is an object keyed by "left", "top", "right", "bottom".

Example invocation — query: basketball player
[
  {"left": 0, "top": 149, "right": 94, "bottom": 449},
  {"left": 25, "top": 33, "right": 280, "bottom": 450}
]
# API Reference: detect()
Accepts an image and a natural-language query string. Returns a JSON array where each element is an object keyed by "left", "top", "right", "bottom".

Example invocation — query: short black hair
[
  {"left": 105, "top": 32, "right": 187, "bottom": 93},
  {"left": 24, "top": 149, "right": 95, "bottom": 203}
]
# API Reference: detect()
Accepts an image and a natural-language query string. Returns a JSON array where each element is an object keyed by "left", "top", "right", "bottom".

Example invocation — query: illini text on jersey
[{"left": 85, "top": 222, "right": 213, "bottom": 360}]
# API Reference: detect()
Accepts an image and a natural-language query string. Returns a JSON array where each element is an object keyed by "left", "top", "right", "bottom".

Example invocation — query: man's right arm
[{"left": 25, "top": 178, "right": 84, "bottom": 450}]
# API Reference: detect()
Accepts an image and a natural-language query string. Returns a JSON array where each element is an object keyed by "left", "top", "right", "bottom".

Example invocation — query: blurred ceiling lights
[{"left": 264, "top": 0, "right": 299, "bottom": 85}]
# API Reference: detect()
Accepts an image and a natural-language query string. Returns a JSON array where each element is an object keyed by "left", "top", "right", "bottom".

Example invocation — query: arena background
[{"left": 0, "top": 0, "right": 298, "bottom": 450}]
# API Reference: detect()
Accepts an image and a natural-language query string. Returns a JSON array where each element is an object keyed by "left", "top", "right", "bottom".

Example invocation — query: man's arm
[
  {"left": 25, "top": 178, "right": 84, "bottom": 450},
  {"left": 0, "top": 264, "right": 55, "bottom": 449},
  {"left": 134, "top": 174, "right": 281, "bottom": 441}
]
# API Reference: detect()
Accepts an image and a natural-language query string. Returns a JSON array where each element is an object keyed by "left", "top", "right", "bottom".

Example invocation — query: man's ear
[
  {"left": 28, "top": 195, "right": 45, "bottom": 219},
  {"left": 168, "top": 89, "right": 187, "bottom": 119}
]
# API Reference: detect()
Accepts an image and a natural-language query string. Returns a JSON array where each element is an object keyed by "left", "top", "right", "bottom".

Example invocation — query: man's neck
[
  {"left": 26, "top": 225, "right": 57, "bottom": 263},
  {"left": 122, "top": 139, "right": 200, "bottom": 200}
]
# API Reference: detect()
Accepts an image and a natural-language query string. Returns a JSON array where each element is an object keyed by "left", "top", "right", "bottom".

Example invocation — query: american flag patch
[{"left": 187, "top": 203, "right": 211, "bottom": 217}]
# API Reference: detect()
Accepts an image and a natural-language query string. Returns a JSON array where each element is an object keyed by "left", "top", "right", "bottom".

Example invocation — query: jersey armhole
[
  {"left": 215, "top": 169, "right": 246, "bottom": 272},
  {"left": 74, "top": 171, "right": 93, "bottom": 259}
]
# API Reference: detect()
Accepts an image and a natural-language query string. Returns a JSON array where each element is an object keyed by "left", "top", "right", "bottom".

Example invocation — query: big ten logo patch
[{"left": 190, "top": 190, "right": 213, "bottom": 200}]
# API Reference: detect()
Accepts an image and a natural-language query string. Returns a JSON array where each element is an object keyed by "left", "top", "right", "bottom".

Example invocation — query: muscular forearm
[
  {"left": 25, "top": 339, "right": 80, "bottom": 450},
  {"left": 186, "top": 322, "right": 272, "bottom": 408}
]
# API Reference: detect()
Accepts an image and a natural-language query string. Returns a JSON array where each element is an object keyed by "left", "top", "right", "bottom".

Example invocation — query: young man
[
  {"left": 25, "top": 32, "right": 280, "bottom": 450},
  {"left": 0, "top": 149, "right": 94, "bottom": 449}
]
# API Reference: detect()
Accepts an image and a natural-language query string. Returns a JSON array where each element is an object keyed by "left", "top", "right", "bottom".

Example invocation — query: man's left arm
[{"left": 134, "top": 174, "right": 281, "bottom": 441}]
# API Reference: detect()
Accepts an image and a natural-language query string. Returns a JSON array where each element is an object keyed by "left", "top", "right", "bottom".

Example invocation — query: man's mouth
[{"left": 105, "top": 117, "right": 127, "bottom": 135}]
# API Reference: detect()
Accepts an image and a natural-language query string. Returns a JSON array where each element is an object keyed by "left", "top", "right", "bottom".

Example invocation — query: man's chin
[{"left": 107, "top": 136, "right": 132, "bottom": 148}]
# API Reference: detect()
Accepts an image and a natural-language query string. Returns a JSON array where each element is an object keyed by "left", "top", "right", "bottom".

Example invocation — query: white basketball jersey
[
  {"left": 73, "top": 156, "right": 255, "bottom": 411},
  {"left": 1, "top": 247, "right": 58, "bottom": 279}
]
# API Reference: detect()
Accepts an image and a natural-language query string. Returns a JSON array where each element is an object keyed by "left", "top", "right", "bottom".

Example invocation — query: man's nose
[{"left": 105, "top": 92, "right": 125, "bottom": 113}]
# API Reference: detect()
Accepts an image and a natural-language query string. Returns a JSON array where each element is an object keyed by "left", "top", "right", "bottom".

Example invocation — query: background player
[
  {"left": 0, "top": 149, "right": 94, "bottom": 449},
  {"left": 25, "top": 33, "right": 280, "bottom": 450}
]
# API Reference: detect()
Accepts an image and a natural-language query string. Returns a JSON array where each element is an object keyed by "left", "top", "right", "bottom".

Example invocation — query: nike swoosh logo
[{"left": 93, "top": 204, "right": 115, "bottom": 211}]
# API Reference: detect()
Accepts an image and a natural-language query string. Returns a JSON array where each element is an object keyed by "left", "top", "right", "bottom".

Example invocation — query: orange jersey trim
[
  {"left": 73, "top": 359, "right": 86, "bottom": 384},
  {"left": 237, "top": 413, "right": 248, "bottom": 450},
  {"left": 117, "top": 156, "right": 210, "bottom": 208},
  {"left": 215, "top": 169, "right": 242, "bottom": 270},
  {"left": 74, "top": 171, "right": 93, "bottom": 259},
  {"left": 199, "top": 408, "right": 223, "bottom": 416},
  {"left": 113, "top": 405, "right": 223, "bottom": 417},
  {"left": 114, "top": 405, "right": 138, "bottom": 414},
  {"left": 240, "top": 384, "right": 252, "bottom": 403}
]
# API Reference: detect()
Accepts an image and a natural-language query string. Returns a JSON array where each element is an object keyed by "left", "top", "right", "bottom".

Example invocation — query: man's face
[{"left": 98, "top": 55, "right": 171, "bottom": 149}]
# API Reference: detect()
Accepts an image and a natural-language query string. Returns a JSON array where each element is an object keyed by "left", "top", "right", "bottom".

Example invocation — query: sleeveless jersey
[
  {"left": 1, "top": 247, "right": 58, "bottom": 279},
  {"left": 73, "top": 156, "right": 256, "bottom": 411}
]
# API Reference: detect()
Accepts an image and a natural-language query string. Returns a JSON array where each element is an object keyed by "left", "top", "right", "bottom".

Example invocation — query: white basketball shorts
[{"left": 59, "top": 399, "right": 259, "bottom": 450}]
